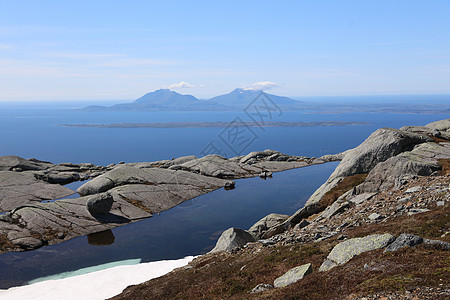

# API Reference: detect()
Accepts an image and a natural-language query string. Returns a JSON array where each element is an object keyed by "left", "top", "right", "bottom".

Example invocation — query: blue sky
[{"left": 0, "top": 0, "right": 449, "bottom": 101}]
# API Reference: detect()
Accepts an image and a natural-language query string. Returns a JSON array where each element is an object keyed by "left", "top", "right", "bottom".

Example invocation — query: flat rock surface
[
  {"left": 0, "top": 171, "right": 74, "bottom": 213},
  {"left": 319, "top": 233, "right": 395, "bottom": 271}
]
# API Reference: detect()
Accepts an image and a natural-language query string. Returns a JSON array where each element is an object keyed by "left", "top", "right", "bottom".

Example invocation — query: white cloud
[
  {"left": 243, "top": 81, "right": 279, "bottom": 91},
  {"left": 0, "top": 44, "right": 12, "bottom": 50},
  {"left": 166, "top": 81, "right": 205, "bottom": 89},
  {"left": 48, "top": 52, "right": 124, "bottom": 59}
]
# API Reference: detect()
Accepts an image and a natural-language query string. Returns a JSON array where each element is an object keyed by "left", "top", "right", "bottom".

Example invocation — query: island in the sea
[{"left": 59, "top": 121, "right": 370, "bottom": 128}]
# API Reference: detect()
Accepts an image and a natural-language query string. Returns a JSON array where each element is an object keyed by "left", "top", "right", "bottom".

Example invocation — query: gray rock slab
[
  {"left": 368, "top": 213, "right": 382, "bottom": 220},
  {"left": 77, "top": 166, "right": 228, "bottom": 196},
  {"left": 319, "top": 233, "right": 395, "bottom": 271},
  {"left": 348, "top": 193, "right": 377, "bottom": 205},
  {"left": 384, "top": 233, "right": 423, "bottom": 252},
  {"left": 273, "top": 263, "right": 312, "bottom": 288},
  {"left": 356, "top": 142, "right": 447, "bottom": 194},
  {"left": 0, "top": 156, "right": 53, "bottom": 171},
  {"left": 110, "top": 181, "right": 222, "bottom": 213},
  {"left": 253, "top": 161, "right": 310, "bottom": 172},
  {"left": 177, "top": 154, "right": 262, "bottom": 178},
  {"left": 423, "top": 238, "right": 450, "bottom": 250},
  {"left": 162, "top": 155, "right": 197, "bottom": 168},
  {"left": 248, "top": 213, "right": 289, "bottom": 239},
  {"left": 210, "top": 227, "right": 256, "bottom": 253},
  {"left": 306, "top": 128, "right": 431, "bottom": 206},
  {"left": 0, "top": 171, "right": 75, "bottom": 213},
  {"left": 405, "top": 186, "right": 423, "bottom": 193},
  {"left": 425, "top": 119, "right": 450, "bottom": 132}
]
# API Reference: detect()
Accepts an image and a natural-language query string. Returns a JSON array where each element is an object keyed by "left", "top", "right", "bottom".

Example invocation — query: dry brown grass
[
  {"left": 318, "top": 173, "right": 368, "bottom": 210},
  {"left": 111, "top": 205, "right": 450, "bottom": 300},
  {"left": 122, "top": 197, "right": 153, "bottom": 213},
  {"left": 0, "top": 234, "right": 15, "bottom": 251},
  {"left": 438, "top": 159, "right": 450, "bottom": 175}
]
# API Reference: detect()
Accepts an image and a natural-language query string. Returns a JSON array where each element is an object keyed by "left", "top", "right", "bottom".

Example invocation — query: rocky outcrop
[
  {"left": 273, "top": 120, "right": 449, "bottom": 235},
  {"left": 171, "top": 154, "right": 262, "bottom": 178},
  {"left": 248, "top": 213, "right": 289, "bottom": 239},
  {"left": 0, "top": 156, "right": 53, "bottom": 171},
  {"left": 0, "top": 171, "right": 74, "bottom": 212},
  {"left": 210, "top": 228, "right": 256, "bottom": 252},
  {"left": 356, "top": 142, "right": 449, "bottom": 193},
  {"left": 273, "top": 263, "right": 312, "bottom": 287},
  {"left": 306, "top": 128, "right": 431, "bottom": 207},
  {"left": 319, "top": 233, "right": 395, "bottom": 271}
]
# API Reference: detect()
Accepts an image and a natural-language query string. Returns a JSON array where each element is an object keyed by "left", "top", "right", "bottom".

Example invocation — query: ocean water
[
  {"left": 0, "top": 107, "right": 448, "bottom": 165},
  {"left": 0, "top": 102, "right": 448, "bottom": 288}
]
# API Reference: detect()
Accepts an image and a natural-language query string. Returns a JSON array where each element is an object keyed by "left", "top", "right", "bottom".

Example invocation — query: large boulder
[
  {"left": 273, "top": 263, "right": 312, "bottom": 288},
  {"left": 319, "top": 233, "right": 395, "bottom": 272},
  {"left": 248, "top": 213, "right": 289, "bottom": 239},
  {"left": 210, "top": 227, "right": 256, "bottom": 252},
  {"left": 86, "top": 193, "right": 114, "bottom": 215}
]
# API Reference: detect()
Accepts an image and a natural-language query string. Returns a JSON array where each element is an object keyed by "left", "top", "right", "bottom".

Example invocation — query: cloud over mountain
[{"left": 243, "top": 81, "right": 279, "bottom": 91}]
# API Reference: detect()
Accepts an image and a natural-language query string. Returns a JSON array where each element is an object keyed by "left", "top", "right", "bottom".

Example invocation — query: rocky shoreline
[
  {"left": 0, "top": 149, "right": 339, "bottom": 254},
  {"left": 112, "top": 119, "right": 450, "bottom": 299}
]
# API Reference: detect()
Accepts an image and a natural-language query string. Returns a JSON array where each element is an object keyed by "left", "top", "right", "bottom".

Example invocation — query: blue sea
[{"left": 0, "top": 98, "right": 448, "bottom": 288}]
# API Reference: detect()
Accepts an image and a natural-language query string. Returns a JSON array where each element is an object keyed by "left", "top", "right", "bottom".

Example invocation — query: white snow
[{"left": 0, "top": 256, "right": 195, "bottom": 300}]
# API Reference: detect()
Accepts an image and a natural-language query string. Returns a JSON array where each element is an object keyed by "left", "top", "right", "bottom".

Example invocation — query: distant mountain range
[
  {"left": 83, "top": 88, "right": 305, "bottom": 111},
  {"left": 82, "top": 89, "right": 450, "bottom": 113}
]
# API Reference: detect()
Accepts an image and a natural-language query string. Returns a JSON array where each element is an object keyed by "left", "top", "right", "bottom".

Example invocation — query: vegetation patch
[
  {"left": 318, "top": 173, "right": 368, "bottom": 210},
  {"left": 122, "top": 197, "right": 152, "bottom": 213},
  {"left": 0, "top": 234, "right": 15, "bottom": 251},
  {"left": 438, "top": 159, "right": 450, "bottom": 175}
]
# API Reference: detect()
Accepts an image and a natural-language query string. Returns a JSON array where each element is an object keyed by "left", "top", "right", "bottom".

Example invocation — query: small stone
[
  {"left": 250, "top": 283, "right": 273, "bottom": 293},
  {"left": 337, "top": 234, "right": 348, "bottom": 241},
  {"left": 294, "top": 219, "right": 310, "bottom": 230},
  {"left": 398, "top": 196, "right": 412, "bottom": 202},
  {"left": 405, "top": 186, "right": 422, "bottom": 194},
  {"left": 368, "top": 213, "right": 382, "bottom": 220},
  {"left": 224, "top": 181, "right": 235, "bottom": 190},
  {"left": 437, "top": 201, "right": 445, "bottom": 206}
]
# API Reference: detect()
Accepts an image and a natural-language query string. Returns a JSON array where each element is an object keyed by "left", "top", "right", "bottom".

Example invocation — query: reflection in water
[{"left": 87, "top": 230, "right": 115, "bottom": 246}]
